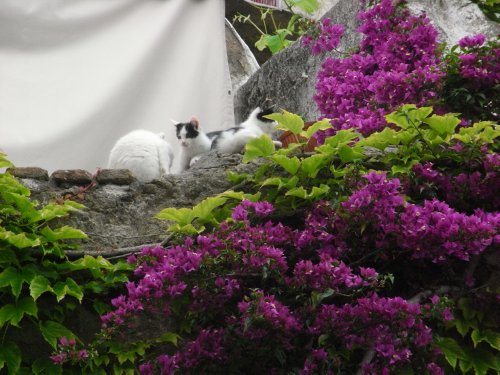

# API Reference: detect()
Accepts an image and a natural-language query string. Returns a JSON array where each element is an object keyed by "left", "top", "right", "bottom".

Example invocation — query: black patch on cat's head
[
  {"left": 175, "top": 121, "right": 199, "bottom": 139},
  {"left": 257, "top": 106, "right": 276, "bottom": 123}
]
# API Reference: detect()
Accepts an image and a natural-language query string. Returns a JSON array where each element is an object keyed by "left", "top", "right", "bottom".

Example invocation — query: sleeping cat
[
  {"left": 210, "top": 107, "right": 281, "bottom": 153},
  {"left": 174, "top": 117, "right": 216, "bottom": 172},
  {"left": 107, "top": 129, "right": 174, "bottom": 182}
]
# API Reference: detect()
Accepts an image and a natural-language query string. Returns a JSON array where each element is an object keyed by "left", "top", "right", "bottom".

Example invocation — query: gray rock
[
  {"left": 225, "top": 19, "right": 259, "bottom": 95},
  {"left": 406, "top": 0, "right": 499, "bottom": 48},
  {"left": 233, "top": 1, "right": 365, "bottom": 123},
  {"left": 21, "top": 153, "right": 260, "bottom": 254},
  {"left": 233, "top": 0, "right": 499, "bottom": 123},
  {"left": 9, "top": 167, "right": 49, "bottom": 181},
  {"left": 51, "top": 169, "right": 93, "bottom": 187}
]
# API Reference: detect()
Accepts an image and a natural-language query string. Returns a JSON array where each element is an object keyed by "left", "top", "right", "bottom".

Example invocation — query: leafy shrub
[
  {"left": 64, "top": 105, "right": 499, "bottom": 374},
  {"left": 0, "top": 154, "right": 131, "bottom": 374},
  {"left": 47, "top": 0, "right": 499, "bottom": 373}
]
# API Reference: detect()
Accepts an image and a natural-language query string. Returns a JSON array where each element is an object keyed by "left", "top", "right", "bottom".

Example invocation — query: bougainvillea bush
[
  {"left": 50, "top": 0, "right": 499, "bottom": 373},
  {"left": 310, "top": 0, "right": 498, "bottom": 141}
]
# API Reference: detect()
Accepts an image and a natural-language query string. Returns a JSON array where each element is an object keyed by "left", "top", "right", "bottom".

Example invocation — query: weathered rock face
[
  {"left": 233, "top": 1, "right": 365, "bottom": 123},
  {"left": 12, "top": 152, "right": 259, "bottom": 255},
  {"left": 225, "top": 19, "right": 259, "bottom": 95},
  {"left": 233, "top": 0, "right": 499, "bottom": 123},
  {"left": 406, "top": 0, "right": 500, "bottom": 48}
]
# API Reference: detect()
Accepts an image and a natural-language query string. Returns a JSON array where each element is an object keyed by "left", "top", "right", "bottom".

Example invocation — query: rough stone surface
[
  {"left": 225, "top": 20, "right": 259, "bottom": 95},
  {"left": 233, "top": 0, "right": 499, "bottom": 123},
  {"left": 21, "top": 153, "right": 260, "bottom": 254},
  {"left": 52, "top": 169, "right": 93, "bottom": 187},
  {"left": 9, "top": 167, "right": 49, "bottom": 181},
  {"left": 97, "top": 168, "right": 136, "bottom": 185},
  {"left": 233, "top": 1, "right": 365, "bottom": 123},
  {"left": 406, "top": 0, "right": 500, "bottom": 49}
]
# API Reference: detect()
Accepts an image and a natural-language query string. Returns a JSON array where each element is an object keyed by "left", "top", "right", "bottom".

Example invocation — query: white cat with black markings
[
  {"left": 210, "top": 107, "right": 281, "bottom": 154},
  {"left": 174, "top": 117, "right": 220, "bottom": 172},
  {"left": 107, "top": 129, "right": 174, "bottom": 182}
]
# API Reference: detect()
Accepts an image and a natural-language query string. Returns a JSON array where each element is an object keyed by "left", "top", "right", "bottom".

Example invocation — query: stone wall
[{"left": 10, "top": 152, "right": 260, "bottom": 255}]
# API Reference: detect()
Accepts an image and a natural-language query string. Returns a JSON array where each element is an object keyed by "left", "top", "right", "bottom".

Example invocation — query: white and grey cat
[
  {"left": 210, "top": 107, "right": 281, "bottom": 153},
  {"left": 107, "top": 129, "right": 174, "bottom": 182},
  {"left": 174, "top": 107, "right": 280, "bottom": 172}
]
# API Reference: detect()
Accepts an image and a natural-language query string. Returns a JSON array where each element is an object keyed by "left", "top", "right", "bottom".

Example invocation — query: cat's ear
[
  {"left": 190, "top": 117, "right": 199, "bottom": 129},
  {"left": 170, "top": 119, "right": 180, "bottom": 126}
]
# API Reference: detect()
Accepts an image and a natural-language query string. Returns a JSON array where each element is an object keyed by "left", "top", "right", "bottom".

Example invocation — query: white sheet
[{"left": 0, "top": 0, "right": 234, "bottom": 173}]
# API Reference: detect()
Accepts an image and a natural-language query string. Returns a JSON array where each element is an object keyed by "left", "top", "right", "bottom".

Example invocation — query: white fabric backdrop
[{"left": 0, "top": 0, "right": 234, "bottom": 173}]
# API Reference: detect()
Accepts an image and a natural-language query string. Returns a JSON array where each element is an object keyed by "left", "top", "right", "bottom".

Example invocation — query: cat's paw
[{"left": 189, "top": 155, "right": 202, "bottom": 167}]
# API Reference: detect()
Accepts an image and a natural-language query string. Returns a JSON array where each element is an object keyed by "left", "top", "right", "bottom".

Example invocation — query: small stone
[
  {"left": 97, "top": 169, "right": 136, "bottom": 185},
  {"left": 8, "top": 167, "right": 49, "bottom": 181},
  {"left": 51, "top": 169, "right": 93, "bottom": 186}
]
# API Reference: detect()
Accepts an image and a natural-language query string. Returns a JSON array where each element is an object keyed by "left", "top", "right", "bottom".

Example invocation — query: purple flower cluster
[
  {"left": 341, "top": 171, "right": 499, "bottom": 262},
  {"left": 301, "top": 18, "right": 345, "bottom": 55},
  {"left": 412, "top": 155, "right": 500, "bottom": 212},
  {"left": 96, "top": 197, "right": 458, "bottom": 373},
  {"left": 458, "top": 34, "right": 487, "bottom": 49},
  {"left": 310, "top": 294, "right": 433, "bottom": 371},
  {"left": 50, "top": 336, "right": 89, "bottom": 366},
  {"left": 314, "top": 0, "right": 442, "bottom": 136}
]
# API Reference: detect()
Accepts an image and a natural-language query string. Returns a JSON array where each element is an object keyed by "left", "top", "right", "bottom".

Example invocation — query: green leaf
[
  {"left": 324, "top": 129, "right": 358, "bottom": 148},
  {"left": 301, "top": 154, "right": 329, "bottom": 178},
  {"left": 386, "top": 111, "right": 410, "bottom": 129},
  {"left": 269, "top": 155, "right": 301, "bottom": 175},
  {"left": 155, "top": 207, "right": 195, "bottom": 226},
  {"left": 17, "top": 297, "right": 37, "bottom": 319},
  {"left": 0, "top": 153, "right": 14, "bottom": 169},
  {"left": 0, "top": 342, "right": 21, "bottom": 375},
  {"left": 168, "top": 223, "right": 203, "bottom": 235},
  {"left": 0, "top": 229, "right": 41, "bottom": 249},
  {"left": 2, "top": 192, "right": 41, "bottom": 223},
  {"left": 243, "top": 135, "right": 276, "bottom": 163},
  {"left": 358, "top": 127, "right": 399, "bottom": 150},
  {"left": 157, "top": 331, "right": 179, "bottom": 346},
  {"left": 0, "top": 248, "right": 17, "bottom": 266},
  {"left": 32, "top": 358, "right": 63, "bottom": 375},
  {"left": 435, "top": 336, "right": 467, "bottom": 368},
  {"left": 267, "top": 111, "right": 304, "bottom": 135},
  {"left": 304, "top": 119, "right": 331, "bottom": 139},
  {"left": 467, "top": 347, "right": 499, "bottom": 375},
  {"left": 52, "top": 278, "right": 83, "bottom": 303},
  {"left": 0, "top": 267, "right": 24, "bottom": 298},
  {"left": 285, "top": 187, "right": 307, "bottom": 199},
  {"left": 0, "top": 298, "right": 37, "bottom": 328},
  {"left": 471, "top": 329, "right": 500, "bottom": 350},
  {"left": 291, "top": 0, "right": 320, "bottom": 13},
  {"left": 40, "top": 226, "right": 87, "bottom": 242},
  {"left": 309, "top": 184, "right": 330, "bottom": 199},
  {"left": 255, "top": 30, "right": 292, "bottom": 54},
  {"left": 30, "top": 275, "right": 52, "bottom": 301},
  {"left": 338, "top": 145, "right": 363, "bottom": 163},
  {"left": 311, "top": 289, "right": 335, "bottom": 307},
  {"left": 39, "top": 320, "right": 75, "bottom": 349},
  {"left": 423, "top": 114, "right": 461, "bottom": 136},
  {"left": 192, "top": 196, "right": 229, "bottom": 222}
]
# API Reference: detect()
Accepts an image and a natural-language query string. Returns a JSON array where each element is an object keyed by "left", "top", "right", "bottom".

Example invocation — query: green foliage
[
  {"left": 155, "top": 191, "right": 260, "bottom": 234},
  {"left": 470, "top": 0, "right": 500, "bottom": 22},
  {"left": 0, "top": 160, "right": 132, "bottom": 373},
  {"left": 232, "top": 106, "right": 499, "bottom": 215},
  {"left": 437, "top": 296, "right": 500, "bottom": 375},
  {"left": 441, "top": 37, "right": 500, "bottom": 122},
  {"left": 233, "top": 0, "right": 319, "bottom": 55}
]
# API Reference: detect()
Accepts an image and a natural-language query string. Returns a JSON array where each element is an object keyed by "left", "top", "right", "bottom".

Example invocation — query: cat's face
[{"left": 175, "top": 119, "right": 199, "bottom": 148}]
